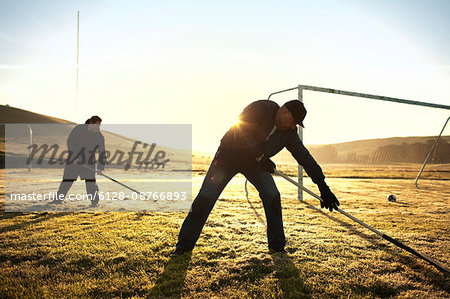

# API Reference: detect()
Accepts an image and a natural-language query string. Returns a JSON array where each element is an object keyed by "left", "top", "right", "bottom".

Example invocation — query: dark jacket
[
  {"left": 219, "top": 100, "right": 325, "bottom": 184},
  {"left": 67, "top": 124, "right": 106, "bottom": 170}
]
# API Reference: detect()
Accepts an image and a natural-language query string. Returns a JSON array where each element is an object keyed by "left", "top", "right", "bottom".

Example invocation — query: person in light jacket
[{"left": 53, "top": 115, "right": 106, "bottom": 207}]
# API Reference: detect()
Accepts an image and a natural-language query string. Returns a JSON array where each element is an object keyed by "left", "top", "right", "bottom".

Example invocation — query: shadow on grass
[
  {"left": 0, "top": 211, "right": 25, "bottom": 220},
  {"left": 270, "top": 252, "right": 310, "bottom": 298},
  {"left": 301, "top": 201, "right": 449, "bottom": 292},
  {"left": 148, "top": 252, "right": 192, "bottom": 298},
  {"left": 0, "top": 212, "right": 69, "bottom": 234}
]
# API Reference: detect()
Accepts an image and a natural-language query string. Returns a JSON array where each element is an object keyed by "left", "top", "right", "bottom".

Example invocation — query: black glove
[
  {"left": 318, "top": 182, "right": 339, "bottom": 212},
  {"left": 257, "top": 156, "right": 276, "bottom": 173}
]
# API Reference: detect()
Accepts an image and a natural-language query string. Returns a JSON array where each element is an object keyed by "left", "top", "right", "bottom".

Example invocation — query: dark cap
[{"left": 284, "top": 100, "right": 307, "bottom": 127}]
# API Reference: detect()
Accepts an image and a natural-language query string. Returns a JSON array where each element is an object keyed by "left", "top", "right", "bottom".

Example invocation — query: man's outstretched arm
[{"left": 286, "top": 131, "right": 339, "bottom": 211}]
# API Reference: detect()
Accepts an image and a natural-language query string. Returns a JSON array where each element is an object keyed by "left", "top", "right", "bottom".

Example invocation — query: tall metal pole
[
  {"left": 76, "top": 11, "right": 80, "bottom": 109},
  {"left": 298, "top": 86, "right": 303, "bottom": 201}
]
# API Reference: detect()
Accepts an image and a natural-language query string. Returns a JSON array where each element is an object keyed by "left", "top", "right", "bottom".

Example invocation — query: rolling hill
[
  {"left": 0, "top": 105, "right": 191, "bottom": 170},
  {"left": 307, "top": 136, "right": 450, "bottom": 164}
]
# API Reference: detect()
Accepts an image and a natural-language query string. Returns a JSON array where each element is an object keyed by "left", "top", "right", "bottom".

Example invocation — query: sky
[{"left": 1, "top": 0, "right": 449, "bottom": 151}]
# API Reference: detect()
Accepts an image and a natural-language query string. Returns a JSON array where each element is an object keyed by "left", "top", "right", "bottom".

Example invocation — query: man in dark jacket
[
  {"left": 174, "top": 100, "right": 339, "bottom": 254},
  {"left": 53, "top": 115, "right": 106, "bottom": 207}
]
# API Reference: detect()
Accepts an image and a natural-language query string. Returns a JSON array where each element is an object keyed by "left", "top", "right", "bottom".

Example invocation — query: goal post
[{"left": 268, "top": 85, "right": 450, "bottom": 201}]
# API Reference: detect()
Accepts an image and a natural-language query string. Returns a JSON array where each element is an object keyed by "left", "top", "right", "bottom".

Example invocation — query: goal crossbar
[
  {"left": 298, "top": 85, "right": 450, "bottom": 110},
  {"left": 268, "top": 85, "right": 450, "bottom": 110}
]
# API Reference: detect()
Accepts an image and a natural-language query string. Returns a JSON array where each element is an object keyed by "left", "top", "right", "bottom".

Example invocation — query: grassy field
[{"left": 0, "top": 165, "right": 449, "bottom": 298}]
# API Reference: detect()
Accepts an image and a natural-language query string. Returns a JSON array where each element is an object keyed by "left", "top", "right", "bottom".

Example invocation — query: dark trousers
[
  {"left": 176, "top": 154, "right": 286, "bottom": 251},
  {"left": 56, "top": 164, "right": 99, "bottom": 205}
]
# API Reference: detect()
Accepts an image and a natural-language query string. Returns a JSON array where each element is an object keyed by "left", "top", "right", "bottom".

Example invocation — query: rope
[{"left": 244, "top": 179, "right": 266, "bottom": 227}]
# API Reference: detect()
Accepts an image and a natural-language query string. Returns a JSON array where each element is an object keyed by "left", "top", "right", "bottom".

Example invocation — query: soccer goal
[{"left": 268, "top": 85, "right": 450, "bottom": 201}]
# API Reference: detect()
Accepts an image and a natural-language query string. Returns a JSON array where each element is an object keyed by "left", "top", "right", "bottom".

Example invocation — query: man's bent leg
[
  {"left": 56, "top": 179, "right": 75, "bottom": 202},
  {"left": 81, "top": 164, "right": 98, "bottom": 206},
  {"left": 55, "top": 164, "right": 78, "bottom": 202},
  {"left": 85, "top": 180, "right": 99, "bottom": 206},
  {"left": 244, "top": 169, "right": 286, "bottom": 250},
  {"left": 176, "top": 156, "right": 236, "bottom": 251}
]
